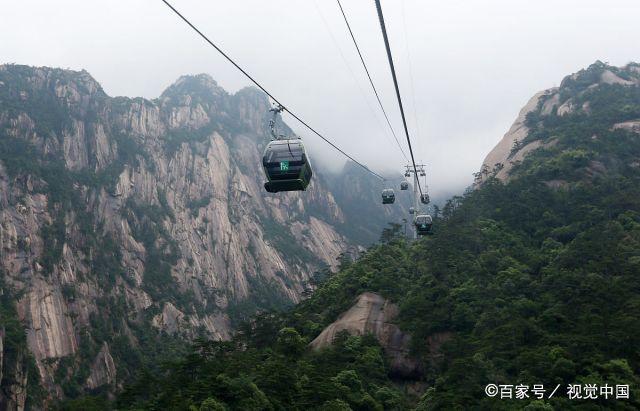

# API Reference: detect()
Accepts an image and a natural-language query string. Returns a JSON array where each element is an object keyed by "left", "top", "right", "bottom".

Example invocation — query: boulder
[{"left": 310, "top": 292, "right": 421, "bottom": 378}]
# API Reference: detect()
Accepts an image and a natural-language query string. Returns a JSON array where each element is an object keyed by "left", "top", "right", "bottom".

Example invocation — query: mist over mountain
[
  {"left": 105, "top": 61, "right": 640, "bottom": 410},
  {"left": 0, "top": 64, "right": 408, "bottom": 408},
  {"left": 2, "top": 59, "right": 640, "bottom": 409}
]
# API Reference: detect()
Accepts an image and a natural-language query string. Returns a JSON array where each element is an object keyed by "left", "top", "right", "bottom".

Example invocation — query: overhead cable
[
  {"left": 160, "top": 0, "right": 386, "bottom": 181},
  {"left": 373, "top": 0, "right": 424, "bottom": 195},
  {"left": 335, "top": 0, "right": 409, "bottom": 162}
]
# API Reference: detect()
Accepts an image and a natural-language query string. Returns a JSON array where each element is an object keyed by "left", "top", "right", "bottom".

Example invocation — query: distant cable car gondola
[
  {"left": 409, "top": 207, "right": 415, "bottom": 214},
  {"left": 382, "top": 188, "right": 395, "bottom": 204},
  {"left": 400, "top": 181, "right": 409, "bottom": 190},
  {"left": 420, "top": 193, "right": 430, "bottom": 204},
  {"left": 415, "top": 214, "right": 433, "bottom": 235}
]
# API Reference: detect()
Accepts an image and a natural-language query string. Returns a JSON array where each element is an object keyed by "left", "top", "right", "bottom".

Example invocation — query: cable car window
[{"left": 265, "top": 142, "right": 304, "bottom": 163}]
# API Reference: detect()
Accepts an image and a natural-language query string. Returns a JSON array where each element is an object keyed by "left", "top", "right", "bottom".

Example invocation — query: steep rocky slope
[
  {"left": 477, "top": 61, "right": 640, "bottom": 183},
  {"left": 92, "top": 59, "right": 640, "bottom": 410},
  {"left": 0, "top": 64, "right": 404, "bottom": 405}
]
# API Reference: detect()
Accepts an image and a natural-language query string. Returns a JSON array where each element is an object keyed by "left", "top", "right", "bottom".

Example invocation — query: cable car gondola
[
  {"left": 409, "top": 207, "right": 415, "bottom": 214},
  {"left": 415, "top": 214, "right": 433, "bottom": 235},
  {"left": 382, "top": 188, "right": 395, "bottom": 204},
  {"left": 420, "top": 193, "right": 430, "bottom": 204},
  {"left": 400, "top": 181, "right": 409, "bottom": 190},
  {"left": 263, "top": 139, "right": 313, "bottom": 193}
]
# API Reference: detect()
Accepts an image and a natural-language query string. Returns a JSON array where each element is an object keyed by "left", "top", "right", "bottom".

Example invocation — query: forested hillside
[
  {"left": 95, "top": 61, "right": 640, "bottom": 410},
  {"left": 0, "top": 64, "right": 408, "bottom": 408}
]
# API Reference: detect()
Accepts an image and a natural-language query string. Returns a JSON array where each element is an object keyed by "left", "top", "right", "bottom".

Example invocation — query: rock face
[
  {"left": 325, "top": 161, "right": 408, "bottom": 245},
  {"left": 613, "top": 120, "right": 640, "bottom": 134},
  {"left": 309, "top": 292, "right": 420, "bottom": 377},
  {"left": 0, "top": 64, "right": 404, "bottom": 403},
  {"left": 85, "top": 342, "right": 116, "bottom": 390},
  {"left": 478, "top": 90, "right": 549, "bottom": 182},
  {"left": 478, "top": 61, "right": 640, "bottom": 183}
]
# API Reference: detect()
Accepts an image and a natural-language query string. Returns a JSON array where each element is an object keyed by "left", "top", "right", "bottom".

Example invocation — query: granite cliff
[
  {"left": 0, "top": 64, "right": 404, "bottom": 406},
  {"left": 477, "top": 61, "right": 640, "bottom": 183}
]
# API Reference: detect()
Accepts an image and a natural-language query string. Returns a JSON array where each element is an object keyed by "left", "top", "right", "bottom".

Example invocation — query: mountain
[
  {"left": 0, "top": 64, "right": 407, "bottom": 408},
  {"left": 477, "top": 60, "right": 640, "bottom": 183},
  {"left": 111, "top": 61, "right": 640, "bottom": 410},
  {"left": 325, "top": 161, "right": 411, "bottom": 245}
]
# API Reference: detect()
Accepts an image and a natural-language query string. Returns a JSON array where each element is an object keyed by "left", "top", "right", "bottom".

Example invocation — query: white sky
[{"left": 3, "top": 0, "right": 640, "bottom": 197}]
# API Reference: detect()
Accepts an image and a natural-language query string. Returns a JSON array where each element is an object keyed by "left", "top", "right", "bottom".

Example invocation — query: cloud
[{"left": 2, "top": 0, "right": 640, "bottom": 196}]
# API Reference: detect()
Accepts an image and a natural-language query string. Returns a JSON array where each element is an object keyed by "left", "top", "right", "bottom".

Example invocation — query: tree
[
  {"left": 275, "top": 327, "right": 305, "bottom": 356},
  {"left": 379, "top": 222, "right": 402, "bottom": 243},
  {"left": 320, "top": 399, "right": 352, "bottom": 411},
  {"left": 510, "top": 139, "right": 523, "bottom": 156},
  {"left": 337, "top": 252, "right": 353, "bottom": 271},
  {"left": 198, "top": 398, "right": 227, "bottom": 411}
]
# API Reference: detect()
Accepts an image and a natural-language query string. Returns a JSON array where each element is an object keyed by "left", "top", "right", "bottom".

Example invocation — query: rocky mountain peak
[
  {"left": 0, "top": 64, "right": 105, "bottom": 100},
  {"left": 160, "top": 73, "right": 223, "bottom": 100},
  {"left": 0, "top": 64, "right": 407, "bottom": 404},
  {"left": 477, "top": 61, "right": 640, "bottom": 183}
]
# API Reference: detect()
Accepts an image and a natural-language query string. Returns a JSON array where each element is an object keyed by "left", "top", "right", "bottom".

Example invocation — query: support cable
[
  {"left": 373, "top": 0, "right": 423, "bottom": 194},
  {"left": 160, "top": 0, "right": 386, "bottom": 181},
  {"left": 335, "top": 0, "right": 409, "bottom": 162},
  {"left": 400, "top": 0, "right": 423, "bottom": 158},
  {"left": 313, "top": 0, "right": 400, "bottom": 164}
]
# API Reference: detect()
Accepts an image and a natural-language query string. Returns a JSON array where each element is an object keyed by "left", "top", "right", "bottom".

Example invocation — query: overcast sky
[{"left": 3, "top": 0, "right": 640, "bottom": 197}]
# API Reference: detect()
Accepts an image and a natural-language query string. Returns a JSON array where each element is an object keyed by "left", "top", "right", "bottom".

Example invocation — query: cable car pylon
[{"left": 403, "top": 164, "right": 430, "bottom": 238}]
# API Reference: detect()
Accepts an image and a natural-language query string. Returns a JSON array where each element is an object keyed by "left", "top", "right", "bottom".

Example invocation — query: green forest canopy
[{"left": 65, "top": 65, "right": 640, "bottom": 410}]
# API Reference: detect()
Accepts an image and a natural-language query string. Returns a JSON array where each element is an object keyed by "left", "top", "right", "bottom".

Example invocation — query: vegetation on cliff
[
  {"left": 87, "top": 62, "right": 640, "bottom": 410},
  {"left": 0, "top": 64, "right": 411, "bottom": 406}
]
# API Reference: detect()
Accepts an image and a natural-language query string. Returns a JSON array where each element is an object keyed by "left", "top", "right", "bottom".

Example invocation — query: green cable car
[
  {"left": 263, "top": 139, "right": 313, "bottom": 193},
  {"left": 415, "top": 214, "right": 433, "bottom": 236},
  {"left": 382, "top": 188, "right": 395, "bottom": 204}
]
